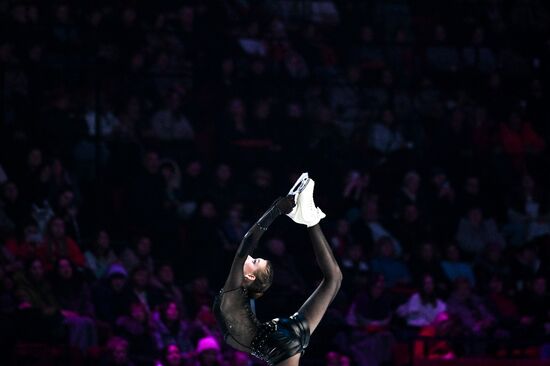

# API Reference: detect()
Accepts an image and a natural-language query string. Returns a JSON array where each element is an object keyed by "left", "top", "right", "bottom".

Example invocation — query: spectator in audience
[
  {"left": 441, "top": 244, "right": 476, "bottom": 287},
  {"left": 115, "top": 302, "right": 157, "bottom": 365},
  {"left": 4, "top": 221, "right": 40, "bottom": 262},
  {"left": 151, "top": 264, "right": 186, "bottom": 315},
  {"left": 397, "top": 274, "right": 447, "bottom": 330},
  {"left": 93, "top": 263, "right": 133, "bottom": 325},
  {"left": 447, "top": 278, "right": 496, "bottom": 337},
  {"left": 150, "top": 91, "right": 194, "bottom": 142},
  {"left": 85, "top": 229, "right": 118, "bottom": 279},
  {"left": 194, "top": 336, "right": 222, "bottom": 366},
  {"left": 506, "top": 174, "right": 550, "bottom": 245},
  {"left": 52, "top": 257, "right": 97, "bottom": 351},
  {"left": 346, "top": 274, "right": 394, "bottom": 366},
  {"left": 36, "top": 216, "right": 85, "bottom": 271},
  {"left": 517, "top": 275, "right": 550, "bottom": 337},
  {"left": 14, "top": 258, "right": 64, "bottom": 341},
  {"left": 159, "top": 343, "right": 186, "bottom": 366},
  {"left": 409, "top": 242, "right": 447, "bottom": 292},
  {"left": 370, "top": 237, "right": 411, "bottom": 288},
  {"left": 368, "top": 109, "right": 405, "bottom": 155},
  {"left": 152, "top": 301, "right": 193, "bottom": 355},
  {"left": 129, "top": 265, "right": 164, "bottom": 313},
  {"left": 121, "top": 235, "right": 155, "bottom": 274},
  {"left": 499, "top": 111, "right": 545, "bottom": 171},
  {"left": 484, "top": 274, "right": 519, "bottom": 335},
  {"left": 475, "top": 244, "right": 510, "bottom": 288},
  {"left": 340, "top": 243, "right": 369, "bottom": 294},
  {"left": 455, "top": 206, "right": 505, "bottom": 256},
  {"left": 101, "top": 336, "right": 135, "bottom": 366}
]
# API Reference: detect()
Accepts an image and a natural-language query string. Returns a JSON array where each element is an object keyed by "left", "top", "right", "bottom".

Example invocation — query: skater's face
[{"left": 243, "top": 255, "right": 267, "bottom": 281}]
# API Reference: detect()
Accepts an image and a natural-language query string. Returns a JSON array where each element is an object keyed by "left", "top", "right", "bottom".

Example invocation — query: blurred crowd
[{"left": 1, "top": 0, "right": 550, "bottom": 365}]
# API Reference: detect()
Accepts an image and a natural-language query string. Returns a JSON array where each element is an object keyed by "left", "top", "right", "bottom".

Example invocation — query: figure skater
[{"left": 213, "top": 173, "right": 342, "bottom": 366}]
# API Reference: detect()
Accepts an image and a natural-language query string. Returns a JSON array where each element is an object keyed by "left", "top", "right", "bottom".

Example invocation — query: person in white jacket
[{"left": 397, "top": 274, "right": 447, "bottom": 328}]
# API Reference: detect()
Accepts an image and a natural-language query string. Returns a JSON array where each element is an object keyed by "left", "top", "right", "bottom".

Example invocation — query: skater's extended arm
[
  {"left": 222, "top": 197, "right": 294, "bottom": 290},
  {"left": 297, "top": 224, "right": 343, "bottom": 334},
  {"left": 308, "top": 224, "right": 342, "bottom": 298}
]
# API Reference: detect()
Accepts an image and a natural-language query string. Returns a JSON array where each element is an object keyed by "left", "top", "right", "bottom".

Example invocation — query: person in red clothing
[
  {"left": 36, "top": 216, "right": 85, "bottom": 271},
  {"left": 4, "top": 222, "right": 41, "bottom": 262},
  {"left": 499, "top": 111, "right": 545, "bottom": 171}
]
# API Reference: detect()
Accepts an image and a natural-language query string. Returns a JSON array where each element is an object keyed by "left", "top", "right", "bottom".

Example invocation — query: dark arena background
[{"left": 1, "top": 1, "right": 550, "bottom": 365}]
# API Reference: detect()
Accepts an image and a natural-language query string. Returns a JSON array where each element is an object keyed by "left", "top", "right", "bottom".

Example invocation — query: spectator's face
[
  {"left": 508, "top": 113, "right": 522, "bottom": 130},
  {"left": 404, "top": 173, "right": 420, "bottom": 193},
  {"left": 30, "top": 260, "right": 44, "bottom": 280},
  {"left": 166, "top": 302, "right": 179, "bottom": 321},
  {"left": 50, "top": 218, "right": 65, "bottom": 239},
  {"left": 456, "top": 280, "right": 471, "bottom": 297},
  {"left": 168, "top": 93, "right": 181, "bottom": 110},
  {"left": 434, "top": 25, "right": 446, "bottom": 41},
  {"left": 200, "top": 202, "right": 217, "bottom": 219},
  {"left": 467, "top": 208, "right": 483, "bottom": 226},
  {"left": 465, "top": 177, "right": 479, "bottom": 194},
  {"left": 200, "top": 349, "right": 219, "bottom": 366},
  {"left": 433, "top": 173, "right": 446, "bottom": 187},
  {"left": 326, "top": 351, "right": 339, "bottom": 366},
  {"left": 287, "top": 103, "right": 303, "bottom": 118},
  {"left": 216, "top": 164, "right": 231, "bottom": 182},
  {"left": 404, "top": 205, "right": 418, "bottom": 223},
  {"left": 380, "top": 240, "right": 394, "bottom": 257},
  {"left": 522, "top": 175, "right": 535, "bottom": 191},
  {"left": 489, "top": 277, "right": 503, "bottom": 293},
  {"left": 533, "top": 278, "right": 546, "bottom": 295},
  {"left": 11, "top": 5, "right": 26, "bottom": 22},
  {"left": 111, "top": 276, "right": 126, "bottom": 291},
  {"left": 24, "top": 225, "right": 40, "bottom": 243},
  {"left": 112, "top": 344, "right": 128, "bottom": 364},
  {"left": 137, "top": 237, "right": 151, "bottom": 256},
  {"left": 97, "top": 231, "right": 110, "bottom": 249},
  {"left": 133, "top": 270, "right": 149, "bottom": 289},
  {"left": 348, "top": 245, "right": 363, "bottom": 261},
  {"left": 221, "top": 58, "right": 234, "bottom": 75},
  {"left": 337, "top": 219, "right": 349, "bottom": 235},
  {"left": 229, "top": 99, "right": 245, "bottom": 118},
  {"left": 255, "top": 100, "right": 271, "bottom": 119},
  {"left": 254, "top": 170, "right": 271, "bottom": 188},
  {"left": 371, "top": 277, "right": 385, "bottom": 297},
  {"left": 3, "top": 182, "right": 18, "bottom": 202},
  {"left": 423, "top": 276, "right": 434, "bottom": 293},
  {"left": 161, "top": 165, "right": 176, "bottom": 181},
  {"left": 447, "top": 246, "right": 460, "bottom": 261},
  {"left": 122, "top": 7, "right": 136, "bottom": 24},
  {"left": 144, "top": 152, "right": 160, "bottom": 173},
  {"left": 55, "top": 5, "right": 69, "bottom": 23},
  {"left": 360, "top": 26, "right": 373, "bottom": 42},
  {"left": 58, "top": 259, "right": 72, "bottom": 279},
  {"left": 131, "top": 304, "right": 146, "bottom": 322},
  {"left": 58, "top": 190, "right": 74, "bottom": 208},
  {"left": 233, "top": 352, "right": 249, "bottom": 366},
  {"left": 28, "top": 148, "right": 42, "bottom": 168},
  {"left": 193, "top": 277, "right": 209, "bottom": 293},
  {"left": 159, "top": 265, "right": 174, "bottom": 284},
  {"left": 340, "top": 355, "right": 351, "bottom": 366},
  {"left": 348, "top": 67, "right": 361, "bottom": 83},
  {"left": 52, "top": 160, "right": 63, "bottom": 176},
  {"left": 166, "top": 344, "right": 182, "bottom": 365},
  {"left": 420, "top": 243, "right": 434, "bottom": 261},
  {"left": 179, "top": 6, "right": 194, "bottom": 27},
  {"left": 186, "top": 161, "right": 201, "bottom": 176}
]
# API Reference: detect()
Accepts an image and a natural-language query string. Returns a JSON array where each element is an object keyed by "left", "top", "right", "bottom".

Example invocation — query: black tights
[{"left": 297, "top": 224, "right": 342, "bottom": 335}]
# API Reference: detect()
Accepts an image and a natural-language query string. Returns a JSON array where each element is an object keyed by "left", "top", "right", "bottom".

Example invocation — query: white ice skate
[{"left": 287, "top": 175, "right": 326, "bottom": 227}]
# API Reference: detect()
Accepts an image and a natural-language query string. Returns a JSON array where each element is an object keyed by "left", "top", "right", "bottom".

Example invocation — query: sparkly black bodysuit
[{"left": 213, "top": 286, "right": 310, "bottom": 365}]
